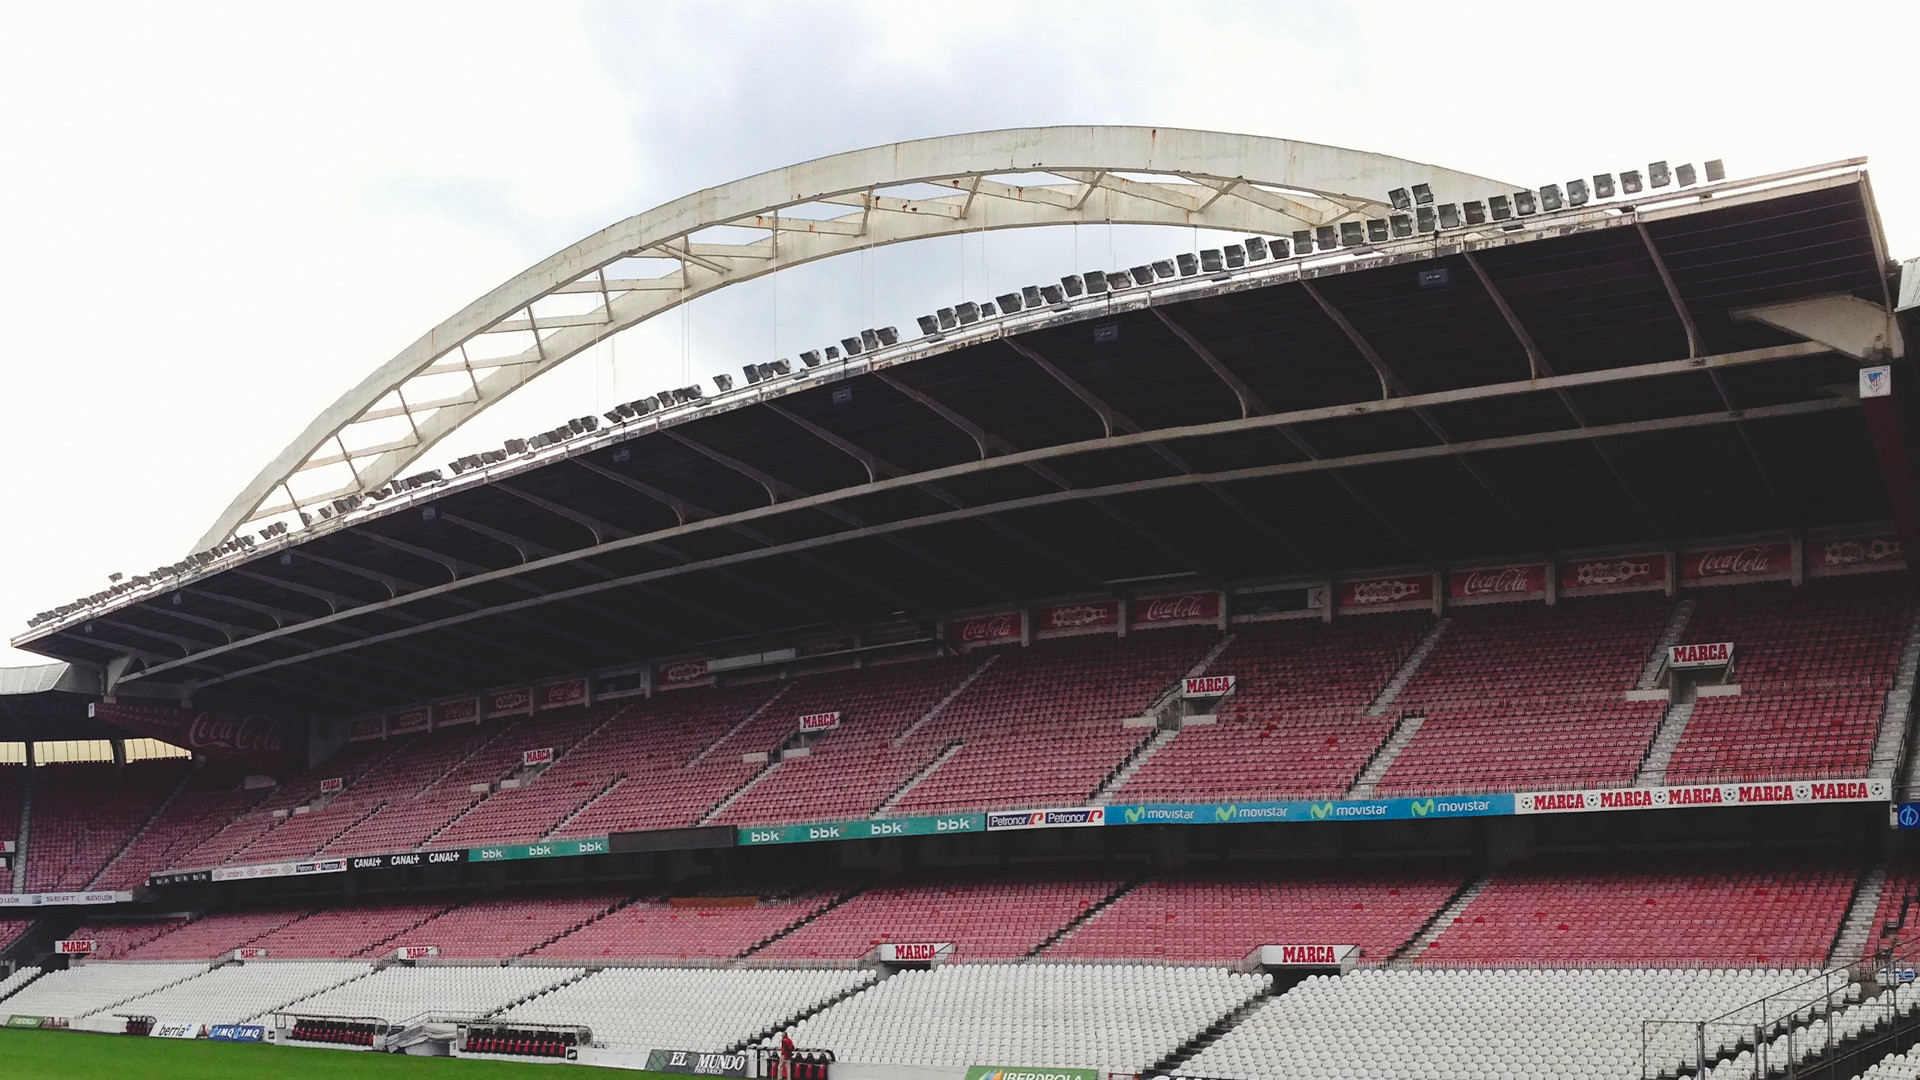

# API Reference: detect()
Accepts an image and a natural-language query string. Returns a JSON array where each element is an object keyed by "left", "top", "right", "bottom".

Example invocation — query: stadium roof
[{"left": 10, "top": 141, "right": 1912, "bottom": 716}]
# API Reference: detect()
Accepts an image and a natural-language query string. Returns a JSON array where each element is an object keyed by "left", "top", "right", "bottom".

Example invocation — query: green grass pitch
[{"left": 0, "top": 1028, "right": 687, "bottom": 1079}]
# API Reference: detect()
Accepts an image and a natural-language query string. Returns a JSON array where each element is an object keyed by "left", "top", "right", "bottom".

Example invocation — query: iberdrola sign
[{"left": 964, "top": 1069, "right": 1098, "bottom": 1080}]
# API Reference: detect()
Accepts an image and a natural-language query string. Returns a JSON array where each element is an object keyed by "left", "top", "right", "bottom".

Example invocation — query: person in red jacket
[{"left": 779, "top": 1030, "right": 796, "bottom": 1079}]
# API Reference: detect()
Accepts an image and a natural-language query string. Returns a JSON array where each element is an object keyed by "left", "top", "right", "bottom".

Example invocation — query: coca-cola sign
[
  {"left": 89, "top": 702, "right": 303, "bottom": 773},
  {"left": 1560, "top": 553, "right": 1667, "bottom": 594},
  {"left": 436, "top": 698, "right": 479, "bottom": 725},
  {"left": 1036, "top": 601, "right": 1119, "bottom": 633},
  {"left": 656, "top": 659, "right": 711, "bottom": 687},
  {"left": 1682, "top": 544, "right": 1791, "bottom": 583},
  {"left": 1131, "top": 592, "right": 1222, "bottom": 627},
  {"left": 1812, "top": 535, "right": 1905, "bottom": 574},
  {"left": 539, "top": 679, "right": 587, "bottom": 709},
  {"left": 486, "top": 688, "right": 532, "bottom": 715},
  {"left": 1337, "top": 576, "right": 1433, "bottom": 611},
  {"left": 347, "top": 715, "right": 384, "bottom": 741},
  {"left": 1449, "top": 564, "right": 1546, "bottom": 601},
  {"left": 388, "top": 707, "right": 429, "bottom": 733},
  {"left": 950, "top": 612, "right": 1023, "bottom": 646}
]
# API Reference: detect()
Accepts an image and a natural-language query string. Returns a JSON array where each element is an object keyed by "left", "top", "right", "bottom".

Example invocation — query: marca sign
[
  {"left": 55, "top": 939, "right": 96, "bottom": 955},
  {"left": 878, "top": 942, "right": 954, "bottom": 963},
  {"left": 1184, "top": 676, "right": 1236, "bottom": 698},
  {"left": 394, "top": 945, "right": 440, "bottom": 960},
  {"left": 1517, "top": 779, "right": 1886, "bottom": 815},
  {"left": 798, "top": 711, "right": 842, "bottom": 733},
  {"left": 233, "top": 947, "right": 269, "bottom": 960},
  {"left": 522, "top": 747, "right": 554, "bottom": 767},
  {"left": 319, "top": 777, "right": 344, "bottom": 794},
  {"left": 1669, "top": 642, "right": 1734, "bottom": 668},
  {"left": 1249, "top": 944, "right": 1358, "bottom": 968}
]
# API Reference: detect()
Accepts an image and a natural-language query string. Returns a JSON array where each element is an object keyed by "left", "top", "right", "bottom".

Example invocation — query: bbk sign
[
  {"left": 1183, "top": 676, "right": 1236, "bottom": 698},
  {"left": 1670, "top": 642, "right": 1734, "bottom": 668}
]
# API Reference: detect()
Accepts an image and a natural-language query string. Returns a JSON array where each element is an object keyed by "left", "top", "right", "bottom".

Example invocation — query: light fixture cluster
[{"left": 1388, "top": 158, "right": 1724, "bottom": 233}]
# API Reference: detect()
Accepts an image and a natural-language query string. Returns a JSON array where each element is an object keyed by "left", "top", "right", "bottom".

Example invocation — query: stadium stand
[
  {"left": 0, "top": 762, "right": 24, "bottom": 865},
  {"left": 395, "top": 890, "right": 628, "bottom": 958},
  {"left": 71, "top": 961, "right": 371, "bottom": 1031},
  {"left": 233, "top": 897, "right": 456, "bottom": 959},
  {"left": 1117, "top": 615, "right": 1431, "bottom": 801},
  {"left": 109, "top": 907, "right": 312, "bottom": 961},
  {"left": 888, "top": 630, "right": 1218, "bottom": 815},
  {"left": 496, "top": 967, "right": 877, "bottom": 1051},
  {"left": 64, "top": 917, "right": 191, "bottom": 960},
  {"left": 756, "top": 874, "right": 1129, "bottom": 962},
  {"left": 784, "top": 963, "right": 1269, "bottom": 1072},
  {"left": 1181, "top": 967, "right": 1820, "bottom": 1080},
  {"left": 1045, "top": 862, "right": 1465, "bottom": 963},
  {"left": 0, "top": 962, "right": 209, "bottom": 1024},
  {"left": 280, "top": 964, "right": 582, "bottom": 1024},
  {"left": 1374, "top": 595, "right": 1672, "bottom": 794},
  {"left": 91, "top": 768, "right": 267, "bottom": 889},
  {"left": 23, "top": 759, "right": 191, "bottom": 890},
  {"left": 1416, "top": 853, "right": 1857, "bottom": 968},
  {"left": 532, "top": 894, "right": 836, "bottom": 961},
  {"left": 1666, "top": 578, "right": 1914, "bottom": 783}
]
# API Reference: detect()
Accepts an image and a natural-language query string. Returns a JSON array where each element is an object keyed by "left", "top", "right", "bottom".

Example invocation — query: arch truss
[{"left": 203, "top": 126, "right": 1510, "bottom": 549}]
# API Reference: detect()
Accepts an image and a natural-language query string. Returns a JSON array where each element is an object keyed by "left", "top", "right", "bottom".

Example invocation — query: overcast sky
[{"left": 1, "top": 1, "right": 1914, "bottom": 666}]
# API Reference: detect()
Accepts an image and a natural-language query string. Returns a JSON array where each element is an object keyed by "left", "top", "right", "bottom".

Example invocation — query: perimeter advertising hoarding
[
  {"left": 1560, "top": 553, "right": 1667, "bottom": 595},
  {"left": 0, "top": 892, "right": 134, "bottom": 907},
  {"left": 739, "top": 814, "right": 985, "bottom": 846},
  {"left": 1448, "top": 564, "right": 1547, "bottom": 602},
  {"left": 950, "top": 611, "right": 1022, "bottom": 648},
  {"left": 1108, "top": 795, "right": 1512, "bottom": 826},
  {"left": 1131, "top": 592, "right": 1222, "bottom": 628},
  {"left": 1516, "top": 779, "right": 1885, "bottom": 814},
  {"left": 1812, "top": 535, "right": 1905, "bottom": 575},
  {"left": 1035, "top": 600, "right": 1120, "bottom": 635},
  {"left": 963, "top": 1068, "right": 1099, "bottom": 1080},
  {"left": 1681, "top": 543, "right": 1792, "bottom": 584},
  {"left": 646, "top": 1050, "right": 752, "bottom": 1077},
  {"left": 208, "top": 1025, "right": 266, "bottom": 1042},
  {"left": 984, "top": 808, "right": 1106, "bottom": 831},
  {"left": 468, "top": 836, "right": 610, "bottom": 862},
  {"left": 1337, "top": 575, "right": 1433, "bottom": 612},
  {"left": 88, "top": 701, "right": 303, "bottom": 774}
]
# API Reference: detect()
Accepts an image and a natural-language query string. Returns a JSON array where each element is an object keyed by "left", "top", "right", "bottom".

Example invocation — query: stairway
[
  {"left": 541, "top": 774, "right": 628, "bottom": 841},
  {"left": 726, "top": 968, "right": 893, "bottom": 1054},
  {"left": 87, "top": 765, "right": 199, "bottom": 889},
  {"left": 1346, "top": 714, "right": 1427, "bottom": 799},
  {"left": 1639, "top": 598, "right": 1697, "bottom": 689},
  {"left": 1142, "top": 632, "right": 1239, "bottom": 724},
  {"left": 740, "top": 887, "right": 870, "bottom": 958},
  {"left": 892, "top": 654, "right": 998, "bottom": 747},
  {"left": 1874, "top": 609, "right": 1920, "bottom": 787},
  {"left": 1388, "top": 871, "right": 1494, "bottom": 967},
  {"left": 0, "top": 967, "right": 47, "bottom": 1004},
  {"left": 688, "top": 683, "right": 795, "bottom": 767},
  {"left": 1831, "top": 863, "right": 1889, "bottom": 968},
  {"left": 12, "top": 765, "right": 31, "bottom": 892},
  {"left": 1145, "top": 981, "right": 1276, "bottom": 1077},
  {"left": 1029, "top": 879, "right": 1143, "bottom": 957},
  {"left": 522, "top": 892, "right": 637, "bottom": 957},
  {"left": 1635, "top": 700, "right": 1698, "bottom": 787},
  {"left": 1092, "top": 730, "right": 1178, "bottom": 805},
  {"left": 698, "top": 759, "right": 782, "bottom": 826},
  {"left": 1365, "top": 617, "right": 1451, "bottom": 718},
  {"left": 875, "top": 741, "right": 963, "bottom": 814}
]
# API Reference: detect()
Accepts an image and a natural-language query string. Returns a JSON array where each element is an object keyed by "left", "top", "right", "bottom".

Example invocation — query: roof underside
[{"left": 21, "top": 177, "right": 1902, "bottom": 713}]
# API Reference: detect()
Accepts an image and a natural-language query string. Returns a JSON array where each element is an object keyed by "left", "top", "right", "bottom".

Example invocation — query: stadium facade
[{"left": 2, "top": 126, "right": 1920, "bottom": 1079}]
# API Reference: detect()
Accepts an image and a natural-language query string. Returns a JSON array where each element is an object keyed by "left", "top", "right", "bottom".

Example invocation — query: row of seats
[
  {"left": 68, "top": 960, "right": 370, "bottom": 1031},
  {"left": 497, "top": 967, "right": 876, "bottom": 1051}
]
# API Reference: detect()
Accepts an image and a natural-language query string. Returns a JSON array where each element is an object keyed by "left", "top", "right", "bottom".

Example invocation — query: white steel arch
[{"left": 202, "top": 125, "right": 1513, "bottom": 549}]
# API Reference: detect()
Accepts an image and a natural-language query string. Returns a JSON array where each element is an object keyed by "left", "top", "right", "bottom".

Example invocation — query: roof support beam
[
  {"left": 144, "top": 396, "right": 1854, "bottom": 690},
  {"left": 1638, "top": 224, "right": 1796, "bottom": 528},
  {"left": 1463, "top": 251, "right": 1670, "bottom": 543}
]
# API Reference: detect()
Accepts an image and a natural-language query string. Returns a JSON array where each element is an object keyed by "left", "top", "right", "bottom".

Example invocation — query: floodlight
[
  {"left": 1566, "top": 178, "right": 1589, "bottom": 207},
  {"left": 1705, "top": 159, "right": 1725, "bottom": 182},
  {"left": 742, "top": 364, "right": 762, "bottom": 385},
  {"left": 1315, "top": 225, "right": 1338, "bottom": 250},
  {"left": 1389, "top": 187, "right": 1412, "bottom": 210},
  {"left": 713, "top": 374, "right": 734, "bottom": 392},
  {"left": 1130, "top": 265, "right": 1154, "bottom": 285},
  {"left": 1593, "top": 173, "right": 1616, "bottom": 198},
  {"left": 799, "top": 350, "right": 823, "bottom": 367},
  {"left": 916, "top": 315, "right": 940, "bottom": 336},
  {"left": 1084, "top": 270, "right": 1109, "bottom": 294},
  {"left": 1513, "top": 190, "right": 1536, "bottom": 216},
  {"left": 1462, "top": 200, "right": 1486, "bottom": 225},
  {"left": 860, "top": 329, "right": 881, "bottom": 351},
  {"left": 1175, "top": 253, "right": 1198, "bottom": 276},
  {"left": 1648, "top": 161, "right": 1671, "bottom": 187},
  {"left": 1244, "top": 237, "right": 1268, "bottom": 261},
  {"left": 1293, "top": 230, "right": 1314, "bottom": 255},
  {"left": 1223, "top": 244, "right": 1245, "bottom": 268},
  {"left": 1340, "top": 221, "right": 1365, "bottom": 246},
  {"left": 979, "top": 302, "right": 998, "bottom": 316},
  {"left": 1434, "top": 204, "right": 1457, "bottom": 230},
  {"left": 954, "top": 301, "right": 980, "bottom": 323},
  {"left": 1621, "top": 169, "right": 1642, "bottom": 194},
  {"left": 1041, "top": 284, "right": 1066, "bottom": 304},
  {"left": 1022, "top": 285, "right": 1043, "bottom": 307},
  {"left": 1390, "top": 214, "right": 1413, "bottom": 239},
  {"left": 1268, "top": 236, "right": 1291, "bottom": 258},
  {"left": 1675, "top": 163, "right": 1697, "bottom": 186},
  {"left": 1488, "top": 195, "right": 1512, "bottom": 221},
  {"left": 1152, "top": 259, "right": 1176, "bottom": 278},
  {"left": 936, "top": 307, "right": 957, "bottom": 329},
  {"left": 1199, "top": 249, "right": 1224, "bottom": 273},
  {"left": 1417, "top": 206, "right": 1437, "bottom": 232},
  {"left": 1062, "top": 274, "right": 1085, "bottom": 297},
  {"left": 997, "top": 292, "right": 1023, "bottom": 313},
  {"left": 1539, "top": 184, "right": 1562, "bottom": 211},
  {"left": 841, "top": 336, "right": 863, "bottom": 354},
  {"left": 772, "top": 358, "right": 793, "bottom": 374},
  {"left": 1366, "top": 219, "right": 1389, "bottom": 243},
  {"left": 825, "top": 346, "right": 841, "bottom": 360},
  {"left": 1412, "top": 183, "right": 1433, "bottom": 205}
]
